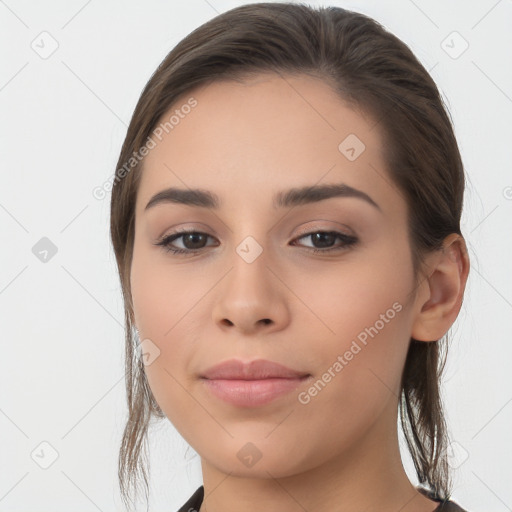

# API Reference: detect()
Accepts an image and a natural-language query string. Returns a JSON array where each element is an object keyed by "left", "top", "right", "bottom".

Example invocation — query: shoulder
[
  {"left": 176, "top": 485, "right": 204, "bottom": 512},
  {"left": 434, "top": 501, "right": 469, "bottom": 511},
  {"left": 417, "top": 486, "right": 469, "bottom": 512},
  {"left": 176, "top": 485, "right": 471, "bottom": 512}
]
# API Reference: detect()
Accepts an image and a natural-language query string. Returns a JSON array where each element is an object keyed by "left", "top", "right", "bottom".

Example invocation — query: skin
[{"left": 130, "top": 73, "right": 469, "bottom": 512}]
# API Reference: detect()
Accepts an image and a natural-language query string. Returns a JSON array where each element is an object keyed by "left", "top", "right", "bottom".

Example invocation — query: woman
[{"left": 110, "top": 3, "right": 471, "bottom": 511}]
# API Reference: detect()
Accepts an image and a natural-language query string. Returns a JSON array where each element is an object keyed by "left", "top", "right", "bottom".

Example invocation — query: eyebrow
[{"left": 144, "top": 183, "right": 381, "bottom": 212}]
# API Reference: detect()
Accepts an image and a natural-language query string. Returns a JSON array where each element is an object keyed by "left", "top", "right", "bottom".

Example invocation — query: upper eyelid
[
  {"left": 163, "top": 226, "right": 353, "bottom": 235},
  {"left": 293, "top": 224, "right": 355, "bottom": 238},
  {"left": 161, "top": 219, "right": 355, "bottom": 238},
  {"left": 161, "top": 227, "right": 356, "bottom": 244}
]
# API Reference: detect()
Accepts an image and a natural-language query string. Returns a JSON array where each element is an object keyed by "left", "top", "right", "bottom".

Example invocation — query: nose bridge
[
  {"left": 211, "top": 229, "right": 289, "bottom": 333},
  {"left": 229, "top": 232, "right": 273, "bottom": 301}
]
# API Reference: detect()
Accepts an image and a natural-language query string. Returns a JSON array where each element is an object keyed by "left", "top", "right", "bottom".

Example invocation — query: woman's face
[{"left": 130, "top": 73, "right": 425, "bottom": 478}]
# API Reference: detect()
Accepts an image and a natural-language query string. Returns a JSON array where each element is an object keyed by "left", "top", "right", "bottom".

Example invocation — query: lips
[
  {"left": 199, "top": 359, "right": 311, "bottom": 407},
  {"left": 200, "top": 358, "right": 310, "bottom": 380}
]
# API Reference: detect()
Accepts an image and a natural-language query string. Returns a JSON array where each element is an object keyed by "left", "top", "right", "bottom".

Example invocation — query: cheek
[
  {"left": 297, "top": 240, "right": 414, "bottom": 397},
  {"left": 130, "top": 242, "right": 200, "bottom": 345},
  {"left": 129, "top": 245, "right": 209, "bottom": 424},
  {"left": 300, "top": 237, "right": 413, "bottom": 340}
]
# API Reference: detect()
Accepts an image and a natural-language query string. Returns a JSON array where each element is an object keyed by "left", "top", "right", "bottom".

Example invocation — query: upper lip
[{"left": 200, "top": 359, "right": 310, "bottom": 380}]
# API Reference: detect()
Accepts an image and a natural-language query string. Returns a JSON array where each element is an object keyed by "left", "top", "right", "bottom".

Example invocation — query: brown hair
[{"left": 109, "top": 2, "right": 467, "bottom": 509}]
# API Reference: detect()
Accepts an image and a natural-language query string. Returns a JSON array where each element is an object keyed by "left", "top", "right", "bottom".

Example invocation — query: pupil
[
  {"left": 313, "top": 233, "right": 335, "bottom": 248},
  {"left": 185, "top": 233, "right": 205, "bottom": 249}
]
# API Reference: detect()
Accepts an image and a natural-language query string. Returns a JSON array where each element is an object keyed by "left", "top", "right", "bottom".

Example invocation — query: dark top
[{"left": 177, "top": 485, "right": 468, "bottom": 512}]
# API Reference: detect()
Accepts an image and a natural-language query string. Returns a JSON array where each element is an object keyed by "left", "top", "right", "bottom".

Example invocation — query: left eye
[
  {"left": 155, "top": 230, "right": 358, "bottom": 255},
  {"left": 292, "top": 231, "right": 358, "bottom": 253}
]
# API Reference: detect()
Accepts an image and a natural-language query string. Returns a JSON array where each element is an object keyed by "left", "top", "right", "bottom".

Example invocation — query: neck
[{"left": 198, "top": 401, "right": 439, "bottom": 512}]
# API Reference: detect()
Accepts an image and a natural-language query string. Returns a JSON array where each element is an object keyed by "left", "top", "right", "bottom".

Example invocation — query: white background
[{"left": 1, "top": 0, "right": 511, "bottom": 511}]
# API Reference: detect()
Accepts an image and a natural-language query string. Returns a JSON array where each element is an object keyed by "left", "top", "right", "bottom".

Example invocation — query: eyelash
[{"left": 154, "top": 228, "right": 358, "bottom": 256}]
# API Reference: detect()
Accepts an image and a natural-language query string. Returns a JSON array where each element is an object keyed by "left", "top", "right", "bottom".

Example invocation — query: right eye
[{"left": 155, "top": 230, "right": 217, "bottom": 255}]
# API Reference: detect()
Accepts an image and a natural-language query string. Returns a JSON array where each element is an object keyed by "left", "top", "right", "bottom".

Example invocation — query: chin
[{"left": 198, "top": 435, "right": 319, "bottom": 478}]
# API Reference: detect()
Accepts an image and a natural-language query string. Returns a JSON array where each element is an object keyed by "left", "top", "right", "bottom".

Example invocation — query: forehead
[{"left": 135, "top": 73, "right": 396, "bottom": 217}]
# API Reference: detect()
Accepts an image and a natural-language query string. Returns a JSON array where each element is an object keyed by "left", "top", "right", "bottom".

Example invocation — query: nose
[{"left": 211, "top": 248, "right": 290, "bottom": 335}]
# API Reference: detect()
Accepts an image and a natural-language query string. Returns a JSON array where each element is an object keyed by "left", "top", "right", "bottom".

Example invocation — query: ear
[{"left": 411, "top": 233, "right": 470, "bottom": 342}]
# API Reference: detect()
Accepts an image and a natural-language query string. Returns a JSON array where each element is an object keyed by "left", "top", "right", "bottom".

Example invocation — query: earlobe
[{"left": 411, "top": 234, "right": 470, "bottom": 342}]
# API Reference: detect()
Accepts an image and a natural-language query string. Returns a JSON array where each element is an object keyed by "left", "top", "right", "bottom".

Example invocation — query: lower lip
[{"left": 201, "top": 377, "right": 309, "bottom": 407}]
